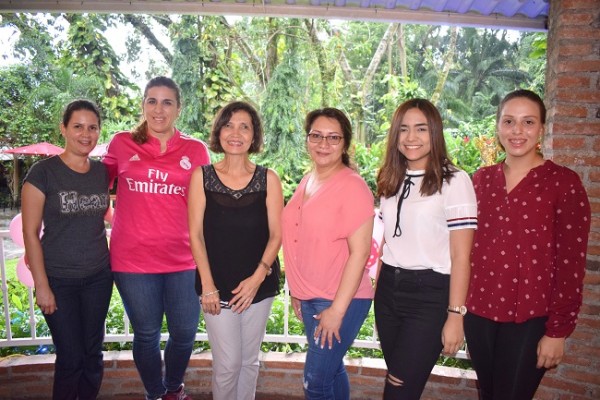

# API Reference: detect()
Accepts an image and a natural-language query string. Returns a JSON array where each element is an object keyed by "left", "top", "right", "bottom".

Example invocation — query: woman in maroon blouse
[{"left": 464, "top": 89, "right": 591, "bottom": 400}]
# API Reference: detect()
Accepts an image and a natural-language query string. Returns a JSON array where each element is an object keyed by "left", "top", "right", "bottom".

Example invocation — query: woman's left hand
[
  {"left": 441, "top": 314, "right": 465, "bottom": 355},
  {"left": 230, "top": 276, "right": 261, "bottom": 314},
  {"left": 314, "top": 307, "right": 344, "bottom": 350},
  {"left": 537, "top": 336, "right": 565, "bottom": 369}
]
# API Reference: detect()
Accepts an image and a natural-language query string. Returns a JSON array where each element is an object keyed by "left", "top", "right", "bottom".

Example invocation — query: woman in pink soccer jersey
[
  {"left": 464, "top": 90, "right": 591, "bottom": 400},
  {"left": 103, "top": 77, "right": 210, "bottom": 400}
]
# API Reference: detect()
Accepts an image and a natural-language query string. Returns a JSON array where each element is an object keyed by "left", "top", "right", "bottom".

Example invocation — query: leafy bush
[{"left": 445, "top": 115, "right": 503, "bottom": 175}]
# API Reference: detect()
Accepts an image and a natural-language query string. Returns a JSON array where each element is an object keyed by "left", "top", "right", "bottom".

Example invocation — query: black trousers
[
  {"left": 374, "top": 263, "right": 449, "bottom": 400},
  {"left": 464, "top": 312, "right": 547, "bottom": 400}
]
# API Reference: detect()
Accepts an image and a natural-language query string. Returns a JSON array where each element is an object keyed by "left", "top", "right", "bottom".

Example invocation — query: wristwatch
[{"left": 447, "top": 305, "right": 467, "bottom": 316}]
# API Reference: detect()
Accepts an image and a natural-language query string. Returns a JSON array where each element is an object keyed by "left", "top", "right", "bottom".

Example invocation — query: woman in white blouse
[{"left": 374, "top": 98, "right": 477, "bottom": 399}]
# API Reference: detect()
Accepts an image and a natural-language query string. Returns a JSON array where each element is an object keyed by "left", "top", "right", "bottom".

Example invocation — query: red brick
[
  {"left": 556, "top": 75, "right": 592, "bottom": 89},
  {"left": 562, "top": 354, "right": 595, "bottom": 367},
  {"left": 350, "top": 374, "right": 384, "bottom": 387},
  {"left": 576, "top": 314, "right": 600, "bottom": 329},
  {"left": 553, "top": 154, "right": 600, "bottom": 166},
  {"left": 540, "top": 375, "right": 589, "bottom": 394},
  {"left": 551, "top": 136, "right": 587, "bottom": 150},
  {"left": 562, "top": 0, "right": 600, "bottom": 10},
  {"left": 585, "top": 184, "right": 600, "bottom": 198},
  {"left": 579, "top": 301, "right": 600, "bottom": 316},
  {"left": 531, "top": 387, "right": 555, "bottom": 400},
  {"left": 590, "top": 171, "right": 600, "bottom": 182},
  {"left": 558, "top": 60, "right": 600, "bottom": 73},
  {"left": 562, "top": 366, "right": 600, "bottom": 385},
  {"left": 567, "top": 341, "right": 600, "bottom": 359},
  {"left": 569, "top": 328, "right": 597, "bottom": 342},
  {"left": 554, "top": 104, "right": 590, "bottom": 118},
  {"left": 588, "top": 245, "right": 600, "bottom": 256},
  {"left": 583, "top": 286, "right": 600, "bottom": 302},
  {"left": 552, "top": 121, "right": 600, "bottom": 135},
  {"left": 557, "top": 27, "right": 600, "bottom": 39},
  {"left": 556, "top": 88, "right": 600, "bottom": 103},
  {"left": 558, "top": 12, "right": 596, "bottom": 26},
  {"left": 559, "top": 43, "right": 594, "bottom": 57}
]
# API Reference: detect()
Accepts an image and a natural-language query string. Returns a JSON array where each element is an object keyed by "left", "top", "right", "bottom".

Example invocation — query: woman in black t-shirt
[{"left": 21, "top": 99, "right": 112, "bottom": 400}]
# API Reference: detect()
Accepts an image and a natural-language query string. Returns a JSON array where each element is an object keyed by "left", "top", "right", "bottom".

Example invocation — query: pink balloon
[
  {"left": 9, "top": 213, "right": 24, "bottom": 247},
  {"left": 366, "top": 239, "right": 379, "bottom": 269},
  {"left": 16, "top": 255, "right": 34, "bottom": 288},
  {"left": 366, "top": 239, "right": 381, "bottom": 280}
]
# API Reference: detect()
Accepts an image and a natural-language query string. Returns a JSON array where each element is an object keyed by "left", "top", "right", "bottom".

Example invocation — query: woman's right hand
[
  {"left": 291, "top": 297, "right": 303, "bottom": 321},
  {"left": 35, "top": 284, "right": 57, "bottom": 315},
  {"left": 201, "top": 288, "right": 221, "bottom": 315}
]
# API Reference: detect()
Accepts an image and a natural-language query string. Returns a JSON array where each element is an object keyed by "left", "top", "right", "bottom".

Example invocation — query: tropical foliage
[{"left": 1, "top": 13, "right": 543, "bottom": 199}]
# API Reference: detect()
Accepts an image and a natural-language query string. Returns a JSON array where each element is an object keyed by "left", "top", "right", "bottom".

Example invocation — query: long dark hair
[
  {"left": 131, "top": 76, "right": 181, "bottom": 144},
  {"left": 304, "top": 108, "right": 353, "bottom": 168},
  {"left": 376, "top": 98, "right": 456, "bottom": 198}
]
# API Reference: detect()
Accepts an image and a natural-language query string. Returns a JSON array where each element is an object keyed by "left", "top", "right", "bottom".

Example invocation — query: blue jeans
[
  {"left": 43, "top": 267, "right": 113, "bottom": 400},
  {"left": 301, "top": 298, "right": 372, "bottom": 400},
  {"left": 114, "top": 270, "right": 200, "bottom": 399}
]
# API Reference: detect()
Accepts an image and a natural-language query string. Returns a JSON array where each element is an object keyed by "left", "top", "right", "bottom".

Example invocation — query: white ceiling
[{"left": 0, "top": 0, "right": 550, "bottom": 31}]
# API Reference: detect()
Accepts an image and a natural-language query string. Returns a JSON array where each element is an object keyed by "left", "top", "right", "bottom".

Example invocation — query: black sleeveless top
[{"left": 195, "top": 164, "right": 280, "bottom": 303}]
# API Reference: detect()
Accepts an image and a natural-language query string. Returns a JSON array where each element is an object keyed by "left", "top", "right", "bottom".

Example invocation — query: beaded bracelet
[{"left": 202, "top": 289, "right": 219, "bottom": 297}]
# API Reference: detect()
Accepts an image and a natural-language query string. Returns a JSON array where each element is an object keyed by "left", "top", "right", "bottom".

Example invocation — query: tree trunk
[
  {"left": 265, "top": 18, "right": 279, "bottom": 84},
  {"left": 218, "top": 16, "right": 267, "bottom": 89},
  {"left": 303, "top": 19, "right": 335, "bottom": 107},
  {"left": 398, "top": 24, "right": 407, "bottom": 78},
  {"left": 357, "top": 23, "right": 400, "bottom": 142},
  {"left": 124, "top": 14, "right": 173, "bottom": 64},
  {"left": 431, "top": 26, "right": 458, "bottom": 106}
]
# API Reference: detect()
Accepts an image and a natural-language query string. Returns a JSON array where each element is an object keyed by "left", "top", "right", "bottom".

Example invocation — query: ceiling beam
[{"left": 0, "top": 1, "right": 547, "bottom": 31}]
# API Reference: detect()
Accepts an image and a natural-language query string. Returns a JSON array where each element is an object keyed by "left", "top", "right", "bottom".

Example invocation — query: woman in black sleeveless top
[{"left": 188, "top": 101, "right": 284, "bottom": 400}]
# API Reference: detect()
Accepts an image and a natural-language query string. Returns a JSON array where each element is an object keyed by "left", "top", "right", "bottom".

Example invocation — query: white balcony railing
[{"left": 0, "top": 230, "right": 468, "bottom": 360}]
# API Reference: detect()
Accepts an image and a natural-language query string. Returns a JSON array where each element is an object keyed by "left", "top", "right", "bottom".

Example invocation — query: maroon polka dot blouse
[{"left": 466, "top": 160, "right": 591, "bottom": 338}]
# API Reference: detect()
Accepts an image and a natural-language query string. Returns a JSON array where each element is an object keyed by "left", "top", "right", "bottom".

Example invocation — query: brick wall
[
  {"left": 540, "top": 0, "right": 600, "bottom": 399},
  {"left": 0, "top": 351, "right": 478, "bottom": 399}
]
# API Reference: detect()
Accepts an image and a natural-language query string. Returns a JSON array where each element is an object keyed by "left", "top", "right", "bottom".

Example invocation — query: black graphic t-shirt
[{"left": 25, "top": 156, "right": 110, "bottom": 278}]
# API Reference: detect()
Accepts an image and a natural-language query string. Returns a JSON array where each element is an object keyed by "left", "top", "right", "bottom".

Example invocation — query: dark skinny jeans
[{"left": 374, "top": 263, "right": 449, "bottom": 400}]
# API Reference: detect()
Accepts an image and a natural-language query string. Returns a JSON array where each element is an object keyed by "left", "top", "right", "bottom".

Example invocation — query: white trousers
[{"left": 204, "top": 296, "right": 274, "bottom": 400}]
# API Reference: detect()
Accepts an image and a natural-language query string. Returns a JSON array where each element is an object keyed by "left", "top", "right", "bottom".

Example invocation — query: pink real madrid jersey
[{"left": 103, "top": 130, "right": 210, "bottom": 273}]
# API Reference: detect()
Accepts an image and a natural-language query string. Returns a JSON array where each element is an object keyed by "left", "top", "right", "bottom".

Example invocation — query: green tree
[
  {"left": 60, "top": 14, "right": 138, "bottom": 123},
  {"left": 129, "top": 14, "right": 248, "bottom": 137},
  {"left": 260, "top": 22, "right": 310, "bottom": 199}
]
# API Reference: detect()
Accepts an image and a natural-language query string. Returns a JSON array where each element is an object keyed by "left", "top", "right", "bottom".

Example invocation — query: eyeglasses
[{"left": 307, "top": 132, "right": 343, "bottom": 145}]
